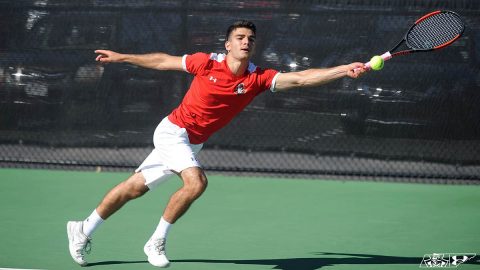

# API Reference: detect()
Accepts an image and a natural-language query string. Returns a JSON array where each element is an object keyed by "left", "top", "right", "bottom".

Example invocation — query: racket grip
[{"left": 355, "top": 52, "right": 392, "bottom": 72}]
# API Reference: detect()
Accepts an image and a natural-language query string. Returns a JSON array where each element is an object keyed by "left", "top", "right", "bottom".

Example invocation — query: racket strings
[{"left": 407, "top": 12, "right": 464, "bottom": 50}]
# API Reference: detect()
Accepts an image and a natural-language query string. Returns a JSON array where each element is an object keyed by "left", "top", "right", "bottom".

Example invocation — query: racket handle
[{"left": 355, "top": 52, "right": 392, "bottom": 72}]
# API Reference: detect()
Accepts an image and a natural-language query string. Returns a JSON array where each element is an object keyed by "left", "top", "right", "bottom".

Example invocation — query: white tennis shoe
[
  {"left": 144, "top": 237, "right": 170, "bottom": 267},
  {"left": 67, "top": 221, "right": 91, "bottom": 266}
]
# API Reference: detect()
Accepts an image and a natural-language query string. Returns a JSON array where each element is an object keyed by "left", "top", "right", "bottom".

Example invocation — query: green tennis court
[{"left": 0, "top": 168, "right": 479, "bottom": 270}]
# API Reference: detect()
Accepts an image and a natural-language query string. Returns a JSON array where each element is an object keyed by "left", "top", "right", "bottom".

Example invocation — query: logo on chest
[
  {"left": 234, "top": 83, "right": 246, "bottom": 95},
  {"left": 207, "top": 75, "right": 248, "bottom": 95},
  {"left": 209, "top": 76, "right": 217, "bottom": 83}
]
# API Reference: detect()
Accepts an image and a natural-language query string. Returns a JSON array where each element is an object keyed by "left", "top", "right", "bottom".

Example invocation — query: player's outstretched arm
[
  {"left": 274, "top": 62, "right": 365, "bottom": 92},
  {"left": 94, "top": 50, "right": 184, "bottom": 71}
]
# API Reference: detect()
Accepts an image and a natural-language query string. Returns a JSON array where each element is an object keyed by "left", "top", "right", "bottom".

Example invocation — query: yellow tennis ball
[{"left": 370, "top": 55, "right": 384, "bottom": 71}]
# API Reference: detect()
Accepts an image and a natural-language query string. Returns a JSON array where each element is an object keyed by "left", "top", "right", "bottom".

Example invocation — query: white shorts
[{"left": 135, "top": 117, "right": 203, "bottom": 190}]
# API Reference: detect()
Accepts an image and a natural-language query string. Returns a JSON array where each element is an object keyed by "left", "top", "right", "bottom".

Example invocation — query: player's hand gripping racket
[{"left": 358, "top": 10, "right": 465, "bottom": 71}]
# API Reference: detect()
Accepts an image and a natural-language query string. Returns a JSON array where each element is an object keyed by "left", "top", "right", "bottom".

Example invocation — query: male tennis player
[{"left": 67, "top": 20, "right": 366, "bottom": 267}]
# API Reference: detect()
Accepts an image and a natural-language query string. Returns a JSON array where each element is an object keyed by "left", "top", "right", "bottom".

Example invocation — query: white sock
[
  {"left": 151, "top": 216, "right": 172, "bottom": 240},
  {"left": 82, "top": 209, "right": 104, "bottom": 237}
]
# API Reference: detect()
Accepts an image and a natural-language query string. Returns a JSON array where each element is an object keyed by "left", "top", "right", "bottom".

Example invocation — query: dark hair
[{"left": 225, "top": 20, "right": 256, "bottom": 40}]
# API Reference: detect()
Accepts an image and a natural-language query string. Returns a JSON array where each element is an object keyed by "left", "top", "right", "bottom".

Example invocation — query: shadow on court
[
  {"left": 85, "top": 252, "right": 419, "bottom": 269},
  {"left": 79, "top": 252, "right": 480, "bottom": 269},
  {"left": 86, "top": 260, "right": 148, "bottom": 267},
  {"left": 172, "top": 252, "right": 479, "bottom": 270}
]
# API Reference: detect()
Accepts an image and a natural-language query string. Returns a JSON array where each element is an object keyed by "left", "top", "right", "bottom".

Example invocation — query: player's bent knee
[
  {"left": 124, "top": 173, "right": 149, "bottom": 199},
  {"left": 181, "top": 167, "right": 208, "bottom": 198},
  {"left": 187, "top": 176, "right": 208, "bottom": 198},
  {"left": 195, "top": 177, "right": 208, "bottom": 194},
  {"left": 130, "top": 186, "right": 148, "bottom": 199}
]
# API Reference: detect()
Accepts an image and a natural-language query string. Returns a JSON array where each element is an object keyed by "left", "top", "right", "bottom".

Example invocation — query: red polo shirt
[{"left": 168, "top": 52, "right": 279, "bottom": 144}]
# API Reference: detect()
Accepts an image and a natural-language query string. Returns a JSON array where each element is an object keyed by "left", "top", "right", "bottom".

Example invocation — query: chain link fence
[{"left": 1, "top": 0, "right": 480, "bottom": 180}]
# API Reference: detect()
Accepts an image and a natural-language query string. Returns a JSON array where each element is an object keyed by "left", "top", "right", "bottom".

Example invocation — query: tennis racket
[{"left": 359, "top": 10, "right": 465, "bottom": 71}]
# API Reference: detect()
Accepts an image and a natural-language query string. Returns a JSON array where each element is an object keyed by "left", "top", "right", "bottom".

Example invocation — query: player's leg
[
  {"left": 67, "top": 172, "right": 150, "bottom": 266},
  {"left": 96, "top": 172, "right": 149, "bottom": 219},
  {"left": 163, "top": 166, "right": 208, "bottom": 223},
  {"left": 142, "top": 117, "right": 205, "bottom": 267},
  {"left": 144, "top": 166, "right": 207, "bottom": 268}
]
